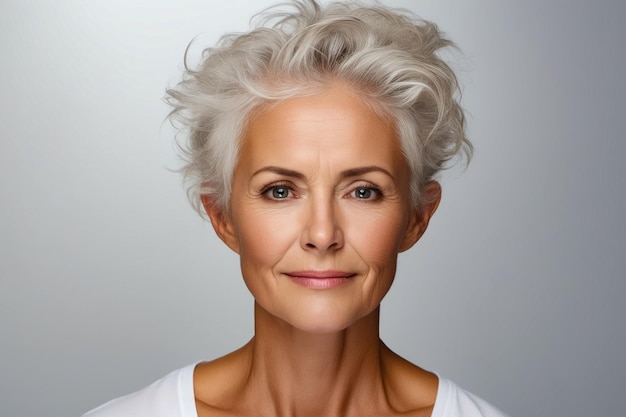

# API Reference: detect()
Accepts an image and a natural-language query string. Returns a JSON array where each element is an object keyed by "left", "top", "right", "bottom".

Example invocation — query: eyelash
[
  {"left": 260, "top": 182, "right": 295, "bottom": 201},
  {"left": 348, "top": 184, "right": 383, "bottom": 201},
  {"left": 259, "top": 182, "right": 384, "bottom": 201}
]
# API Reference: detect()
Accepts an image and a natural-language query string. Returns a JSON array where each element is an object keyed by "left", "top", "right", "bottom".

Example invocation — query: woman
[{"left": 83, "top": 1, "right": 508, "bottom": 416}]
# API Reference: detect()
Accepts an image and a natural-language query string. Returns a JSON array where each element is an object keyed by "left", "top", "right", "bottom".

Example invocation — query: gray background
[{"left": 1, "top": 1, "right": 625, "bottom": 416}]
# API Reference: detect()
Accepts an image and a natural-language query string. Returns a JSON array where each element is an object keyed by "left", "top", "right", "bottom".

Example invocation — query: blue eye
[
  {"left": 352, "top": 186, "right": 381, "bottom": 200},
  {"left": 271, "top": 187, "right": 290, "bottom": 199},
  {"left": 356, "top": 188, "right": 373, "bottom": 199},
  {"left": 262, "top": 184, "right": 293, "bottom": 200}
]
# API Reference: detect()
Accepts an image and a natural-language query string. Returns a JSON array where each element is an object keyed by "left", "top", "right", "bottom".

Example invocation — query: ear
[
  {"left": 399, "top": 181, "right": 442, "bottom": 252},
  {"left": 201, "top": 195, "right": 240, "bottom": 254}
]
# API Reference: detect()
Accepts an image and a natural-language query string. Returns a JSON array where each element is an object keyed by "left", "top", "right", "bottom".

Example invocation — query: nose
[{"left": 301, "top": 195, "right": 344, "bottom": 253}]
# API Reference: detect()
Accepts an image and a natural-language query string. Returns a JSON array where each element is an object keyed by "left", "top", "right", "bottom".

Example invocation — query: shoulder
[
  {"left": 432, "top": 376, "right": 510, "bottom": 417},
  {"left": 81, "top": 364, "right": 198, "bottom": 417},
  {"left": 193, "top": 343, "right": 255, "bottom": 409}
]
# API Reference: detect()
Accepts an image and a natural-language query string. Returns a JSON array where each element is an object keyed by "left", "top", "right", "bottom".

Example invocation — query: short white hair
[{"left": 166, "top": 0, "right": 471, "bottom": 215}]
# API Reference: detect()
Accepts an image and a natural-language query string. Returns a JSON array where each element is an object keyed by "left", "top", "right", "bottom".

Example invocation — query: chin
[{"left": 271, "top": 300, "right": 376, "bottom": 335}]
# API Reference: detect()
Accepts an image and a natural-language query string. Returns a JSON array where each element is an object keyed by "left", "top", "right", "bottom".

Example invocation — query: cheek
[
  {"left": 235, "top": 209, "right": 299, "bottom": 272},
  {"left": 347, "top": 210, "right": 407, "bottom": 266}
]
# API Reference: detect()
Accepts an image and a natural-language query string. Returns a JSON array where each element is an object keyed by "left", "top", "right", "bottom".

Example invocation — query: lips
[
  {"left": 284, "top": 271, "right": 356, "bottom": 289},
  {"left": 285, "top": 271, "right": 355, "bottom": 279}
]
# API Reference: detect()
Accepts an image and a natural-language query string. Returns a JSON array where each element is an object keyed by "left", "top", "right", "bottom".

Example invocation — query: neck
[{"left": 243, "top": 302, "right": 387, "bottom": 417}]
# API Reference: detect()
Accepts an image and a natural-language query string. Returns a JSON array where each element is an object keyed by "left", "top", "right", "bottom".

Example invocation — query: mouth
[{"left": 284, "top": 271, "right": 356, "bottom": 289}]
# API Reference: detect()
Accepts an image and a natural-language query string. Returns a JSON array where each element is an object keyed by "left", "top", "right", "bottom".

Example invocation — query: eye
[
  {"left": 271, "top": 187, "right": 290, "bottom": 199},
  {"left": 350, "top": 186, "right": 382, "bottom": 201},
  {"left": 261, "top": 184, "right": 294, "bottom": 201},
  {"left": 355, "top": 188, "right": 373, "bottom": 199}
]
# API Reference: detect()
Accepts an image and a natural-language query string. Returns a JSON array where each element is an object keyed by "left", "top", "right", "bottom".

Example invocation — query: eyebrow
[
  {"left": 340, "top": 166, "right": 394, "bottom": 179},
  {"left": 252, "top": 166, "right": 306, "bottom": 179},
  {"left": 251, "top": 165, "right": 394, "bottom": 179}
]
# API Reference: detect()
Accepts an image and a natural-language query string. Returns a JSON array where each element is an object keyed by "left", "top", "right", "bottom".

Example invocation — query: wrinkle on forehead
[{"left": 238, "top": 81, "right": 407, "bottom": 186}]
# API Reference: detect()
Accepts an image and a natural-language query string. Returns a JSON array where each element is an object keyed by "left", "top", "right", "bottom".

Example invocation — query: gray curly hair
[{"left": 166, "top": 0, "right": 471, "bottom": 215}]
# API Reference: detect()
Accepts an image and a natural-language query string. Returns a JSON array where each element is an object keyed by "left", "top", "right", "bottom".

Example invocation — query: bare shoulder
[
  {"left": 193, "top": 341, "right": 254, "bottom": 416},
  {"left": 382, "top": 346, "right": 510, "bottom": 417},
  {"left": 380, "top": 343, "right": 439, "bottom": 416}
]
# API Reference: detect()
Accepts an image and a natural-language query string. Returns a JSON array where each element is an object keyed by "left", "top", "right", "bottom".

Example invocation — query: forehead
[{"left": 238, "top": 84, "right": 407, "bottom": 176}]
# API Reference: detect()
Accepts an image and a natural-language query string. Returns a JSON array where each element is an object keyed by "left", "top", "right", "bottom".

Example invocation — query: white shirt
[{"left": 83, "top": 364, "right": 509, "bottom": 417}]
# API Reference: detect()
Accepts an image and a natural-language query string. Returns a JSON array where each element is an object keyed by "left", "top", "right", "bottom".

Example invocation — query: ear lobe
[
  {"left": 201, "top": 195, "right": 240, "bottom": 253},
  {"left": 399, "top": 181, "right": 442, "bottom": 252}
]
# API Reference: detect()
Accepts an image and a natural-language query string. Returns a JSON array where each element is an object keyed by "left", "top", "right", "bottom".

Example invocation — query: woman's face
[{"left": 206, "top": 83, "right": 437, "bottom": 333}]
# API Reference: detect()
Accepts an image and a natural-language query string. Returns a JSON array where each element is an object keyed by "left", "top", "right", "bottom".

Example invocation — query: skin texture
[{"left": 198, "top": 82, "right": 442, "bottom": 417}]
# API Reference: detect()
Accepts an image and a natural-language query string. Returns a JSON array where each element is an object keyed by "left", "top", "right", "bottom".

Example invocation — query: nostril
[{"left": 305, "top": 241, "right": 340, "bottom": 251}]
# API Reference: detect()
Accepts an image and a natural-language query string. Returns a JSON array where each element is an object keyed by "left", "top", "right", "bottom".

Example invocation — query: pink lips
[{"left": 285, "top": 271, "right": 355, "bottom": 289}]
